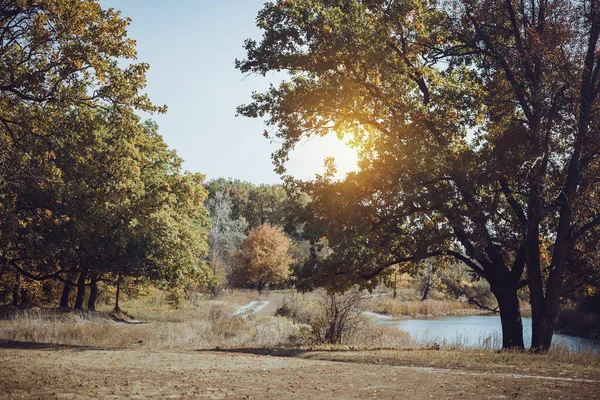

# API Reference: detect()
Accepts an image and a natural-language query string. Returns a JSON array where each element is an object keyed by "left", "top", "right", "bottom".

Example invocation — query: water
[{"left": 375, "top": 314, "right": 600, "bottom": 352}]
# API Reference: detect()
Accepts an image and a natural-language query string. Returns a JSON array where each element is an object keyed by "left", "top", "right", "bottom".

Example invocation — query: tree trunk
[
  {"left": 87, "top": 279, "right": 98, "bottom": 312},
  {"left": 114, "top": 274, "right": 121, "bottom": 313},
  {"left": 60, "top": 280, "right": 73, "bottom": 308},
  {"left": 12, "top": 272, "right": 20, "bottom": 307},
  {"left": 74, "top": 271, "right": 87, "bottom": 311},
  {"left": 531, "top": 266, "right": 564, "bottom": 351},
  {"left": 421, "top": 282, "right": 430, "bottom": 301},
  {"left": 20, "top": 288, "right": 30, "bottom": 308},
  {"left": 393, "top": 286, "right": 397, "bottom": 299},
  {"left": 492, "top": 285, "right": 524, "bottom": 349}
]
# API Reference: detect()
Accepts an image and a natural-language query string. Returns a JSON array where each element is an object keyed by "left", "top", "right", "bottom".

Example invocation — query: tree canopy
[
  {"left": 237, "top": 0, "right": 600, "bottom": 350},
  {"left": 0, "top": 0, "right": 209, "bottom": 310},
  {"left": 231, "top": 222, "right": 293, "bottom": 293},
  {"left": 205, "top": 178, "right": 292, "bottom": 230}
]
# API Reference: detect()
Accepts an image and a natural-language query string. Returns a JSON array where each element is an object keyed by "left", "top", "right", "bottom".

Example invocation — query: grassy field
[{"left": 0, "top": 289, "right": 598, "bottom": 399}]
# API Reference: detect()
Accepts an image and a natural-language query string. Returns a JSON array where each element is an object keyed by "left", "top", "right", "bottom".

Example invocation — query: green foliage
[
  {"left": 238, "top": 0, "right": 600, "bottom": 349},
  {"left": 0, "top": 0, "right": 209, "bottom": 309},
  {"left": 204, "top": 179, "right": 291, "bottom": 230}
]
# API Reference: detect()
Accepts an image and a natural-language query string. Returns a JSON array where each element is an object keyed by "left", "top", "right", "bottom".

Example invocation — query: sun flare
[{"left": 286, "top": 134, "right": 359, "bottom": 180}]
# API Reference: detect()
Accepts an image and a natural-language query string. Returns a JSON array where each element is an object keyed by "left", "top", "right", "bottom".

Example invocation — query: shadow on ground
[
  {"left": 196, "top": 347, "right": 314, "bottom": 358},
  {"left": 0, "top": 340, "right": 116, "bottom": 352}
]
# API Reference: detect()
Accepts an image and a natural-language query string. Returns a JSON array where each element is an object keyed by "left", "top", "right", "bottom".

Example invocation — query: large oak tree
[{"left": 237, "top": 0, "right": 600, "bottom": 350}]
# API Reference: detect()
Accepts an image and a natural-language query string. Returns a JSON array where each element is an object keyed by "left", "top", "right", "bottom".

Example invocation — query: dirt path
[
  {"left": 233, "top": 300, "right": 270, "bottom": 316},
  {"left": 0, "top": 343, "right": 597, "bottom": 399}
]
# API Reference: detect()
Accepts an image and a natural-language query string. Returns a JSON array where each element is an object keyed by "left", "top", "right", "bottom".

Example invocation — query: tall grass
[
  {"left": 0, "top": 310, "right": 153, "bottom": 348},
  {"left": 368, "top": 296, "right": 476, "bottom": 317},
  {"left": 0, "top": 306, "right": 303, "bottom": 349}
]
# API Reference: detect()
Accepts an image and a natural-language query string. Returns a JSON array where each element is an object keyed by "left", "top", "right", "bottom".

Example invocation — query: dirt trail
[
  {"left": 233, "top": 300, "right": 270, "bottom": 316},
  {"left": 0, "top": 343, "right": 597, "bottom": 399}
]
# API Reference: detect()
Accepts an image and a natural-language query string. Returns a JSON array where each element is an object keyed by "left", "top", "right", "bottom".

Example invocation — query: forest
[{"left": 1, "top": 2, "right": 600, "bottom": 396}]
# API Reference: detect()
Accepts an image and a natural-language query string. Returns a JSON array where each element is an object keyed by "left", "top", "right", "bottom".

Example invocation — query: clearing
[{"left": 1, "top": 341, "right": 598, "bottom": 399}]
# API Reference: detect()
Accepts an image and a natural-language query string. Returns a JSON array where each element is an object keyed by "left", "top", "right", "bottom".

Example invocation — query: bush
[
  {"left": 310, "top": 290, "right": 365, "bottom": 344},
  {"left": 277, "top": 289, "right": 410, "bottom": 346}
]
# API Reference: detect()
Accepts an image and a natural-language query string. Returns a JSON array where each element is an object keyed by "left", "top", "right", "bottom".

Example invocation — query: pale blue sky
[{"left": 101, "top": 0, "right": 357, "bottom": 184}]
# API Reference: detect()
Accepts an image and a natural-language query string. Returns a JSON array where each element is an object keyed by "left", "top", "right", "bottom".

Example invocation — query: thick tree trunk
[
  {"left": 492, "top": 285, "right": 524, "bottom": 349},
  {"left": 531, "top": 307, "right": 554, "bottom": 351},
  {"left": 74, "top": 271, "right": 87, "bottom": 310},
  {"left": 530, "top": 264, "right": 564, "bottom": 351},
  {"left": 60, "top": 280, "right": 73, "bottom": 308},
  {"left": 87, "top": 279, "right": 98, "bottom": 312}
]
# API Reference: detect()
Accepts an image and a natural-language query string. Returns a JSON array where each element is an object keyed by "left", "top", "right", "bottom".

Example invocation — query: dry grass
[
  {"left": 368, "top": 296, "right": 477, "bottom": 317},
  {"left": 0, "top": 291, "right": 305, "bottom": 350},
  {"left": 0, "top": 310, "right": 153, "bottom": 348},
  {"left": 303, "top": 346, "right": 600, "bottom": 379},
  {"left": 0, "top": 307, "right": 304, "bottom": 350},
  {"left": 1, "top": 289, "right": 596, "bottom": 371},
  {"left": 344, "top": 322, "right": 412, "bottom": 347}
]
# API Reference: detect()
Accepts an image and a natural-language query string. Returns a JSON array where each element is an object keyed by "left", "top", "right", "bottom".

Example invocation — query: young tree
[
  {"left": 231, "top": 223, "right": 292, "bottom": 293},
  {"left": 312, "top": 290, "right": 365, "bottom": 345},
  {"left": 206, "top": 192, "right": 248, "bottom": 294},
  {"left": 238, "top": 0, "right": 600, "bottom": 350},
  {"left": 382, "top": 263, "right": 409, "bottom": 300}
]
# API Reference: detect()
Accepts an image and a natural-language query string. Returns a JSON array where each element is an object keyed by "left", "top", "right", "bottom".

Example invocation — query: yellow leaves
[{"left": 231, "top": 223, "right": 293, "bottom": 289}]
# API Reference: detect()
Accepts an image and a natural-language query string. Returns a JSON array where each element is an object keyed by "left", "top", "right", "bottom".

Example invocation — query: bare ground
[{"left": 1, "top": 342, "right": 598, "bottom": 399}]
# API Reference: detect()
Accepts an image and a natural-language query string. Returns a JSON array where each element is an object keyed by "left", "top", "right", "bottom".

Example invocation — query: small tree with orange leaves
[{"left": 231, "top": 223, "right": 292, "bottom": 293}]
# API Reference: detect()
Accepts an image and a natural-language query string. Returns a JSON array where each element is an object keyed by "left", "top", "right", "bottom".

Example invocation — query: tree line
[{"left": 0, "top": 0, "right": 209, "bottom": 311}]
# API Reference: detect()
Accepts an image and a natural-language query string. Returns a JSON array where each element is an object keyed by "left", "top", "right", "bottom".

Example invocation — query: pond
[{"left": 373, "top": 314, "right": 600, "bottom": 352}]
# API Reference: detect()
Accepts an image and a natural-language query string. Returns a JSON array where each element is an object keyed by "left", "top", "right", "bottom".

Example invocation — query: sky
[{"left": 100, "top": 0, "right": 358, "bottom": 184}]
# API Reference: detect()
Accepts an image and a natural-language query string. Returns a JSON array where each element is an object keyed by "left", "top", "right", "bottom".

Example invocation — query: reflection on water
[{"left": 376, "top": 314, "right": 599, "bottom": 352}]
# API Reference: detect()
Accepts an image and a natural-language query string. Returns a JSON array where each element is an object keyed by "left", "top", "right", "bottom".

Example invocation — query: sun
[{"left": 285, "top": 134, "right": 359, "bottom": 180}]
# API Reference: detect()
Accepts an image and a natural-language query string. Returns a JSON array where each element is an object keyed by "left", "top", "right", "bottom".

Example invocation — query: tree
[
  {"left": 3, "top": 111, "right": 210, "bottom": 310},
  {"left": 238, "top": 0, "right": 600, "bottom": 350},
  {"left": 383, "top": 265, "right": 403, "bottom": 299},
  {"left": 206, "top": 191, "right": 248, "bottom": 294},
  {"left": 205, "top": 179, "right": 291, "bottom": 229},
  {"left": 0, "top": 0, "right": 170, "bottom": 308},
  {"left": 0, "top": 0, "right": 162, "bottom": 197},
  {"left": 312, "top": 290, "right": 365, "bottom": 345},
  {"left": 231, "top": 222, "right": 292, "bottom": 293}
]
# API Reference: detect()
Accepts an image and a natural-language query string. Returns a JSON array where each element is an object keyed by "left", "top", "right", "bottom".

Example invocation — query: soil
[{"left": 1, "top": 342, "right": 598, "bottom": 399}]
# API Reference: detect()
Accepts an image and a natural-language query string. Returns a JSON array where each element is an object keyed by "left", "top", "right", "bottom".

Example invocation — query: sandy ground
[{"left": 1, "top": 342, "right": 598, "bottom": 399}]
